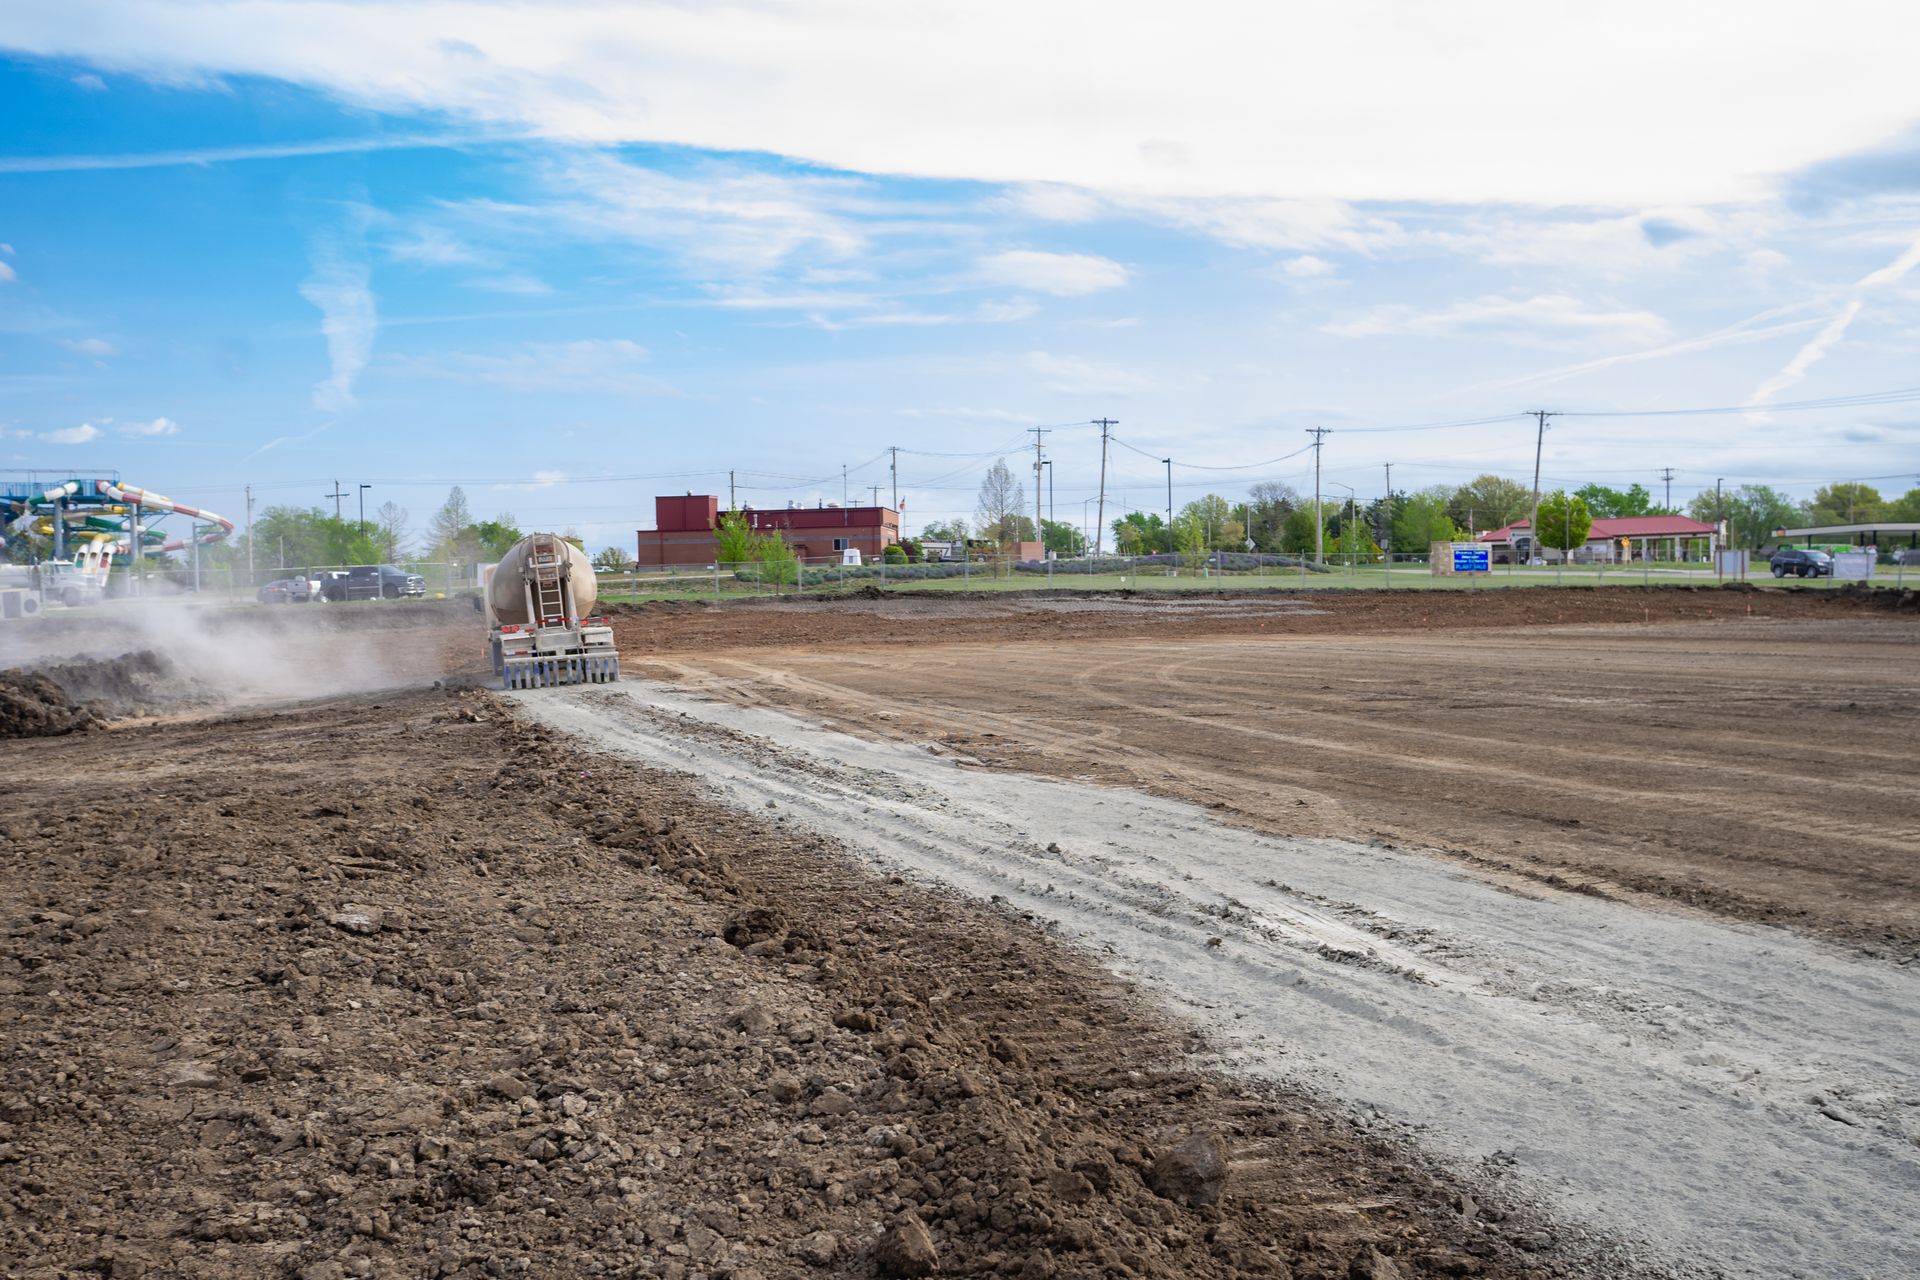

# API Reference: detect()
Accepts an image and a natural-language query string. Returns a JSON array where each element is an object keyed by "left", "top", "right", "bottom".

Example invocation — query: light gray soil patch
[{"left": 514, "top": 681, "right": 1920, "bottom": 1280}]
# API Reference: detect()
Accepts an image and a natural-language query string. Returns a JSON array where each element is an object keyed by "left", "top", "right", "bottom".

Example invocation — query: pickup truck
[{"left": 321, "top": 564, "right": 426, "bottom": 600}]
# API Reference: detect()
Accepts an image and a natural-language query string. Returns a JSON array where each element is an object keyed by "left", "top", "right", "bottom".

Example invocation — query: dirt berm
[
  {"left": 0, "top": 651, "right": 211, "bottom": 739},
  {"left": 0, "top": 688, "right": 1668, "bottom": 1280}
]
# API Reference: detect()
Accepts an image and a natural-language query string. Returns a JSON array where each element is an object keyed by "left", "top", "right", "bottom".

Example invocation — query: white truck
[{"left": 484, "top": 533, "right": 620, "bottom": 689}]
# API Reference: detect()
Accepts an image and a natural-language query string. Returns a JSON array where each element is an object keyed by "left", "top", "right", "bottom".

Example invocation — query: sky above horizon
[{"left": 3, "top": 1, "right": 1919, "bottom": 554}]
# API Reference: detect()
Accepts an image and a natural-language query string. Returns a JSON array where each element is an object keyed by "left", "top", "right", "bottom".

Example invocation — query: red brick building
[{"left": 635, "top": 495, "right": 902, "bottom": 567}]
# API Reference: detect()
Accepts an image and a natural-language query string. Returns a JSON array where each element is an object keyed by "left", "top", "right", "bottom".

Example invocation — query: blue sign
[{"left": 1452, "top": 545, "right": 1490, "bottom": 574}]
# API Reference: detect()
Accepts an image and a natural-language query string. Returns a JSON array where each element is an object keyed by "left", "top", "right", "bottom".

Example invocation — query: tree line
[
  {"left": 923, "top": 462, "right": 1920, "bottom": 559},
  {"left": 232, "top": 486, "right": 531, "bottom": 571}
]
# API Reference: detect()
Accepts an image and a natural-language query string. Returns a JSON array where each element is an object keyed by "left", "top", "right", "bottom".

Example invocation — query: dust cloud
[{"left": 0, "top": 596, "right": 476, "bottom": 725}]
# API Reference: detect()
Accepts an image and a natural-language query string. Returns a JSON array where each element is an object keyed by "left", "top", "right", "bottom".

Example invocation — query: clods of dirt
[
  {"left": 0, "top": 686, "right": 1651, "bottom": 1279},
  {"left": 0, "top": 668, "right": 98, "bottom": 738},
  {"left": 0, "top": 650, "right": 211, "bottom": 737}
]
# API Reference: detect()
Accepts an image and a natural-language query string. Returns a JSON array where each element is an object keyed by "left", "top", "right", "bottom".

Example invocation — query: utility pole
[
  {"left": 1093, "top": 417, "right": 1116, "bottom": 556},
  {"left": 1527, "top": 411, "right": 1553, "bottom": 563},
  {"left": 868, "top": 484, "right": 882, "bottom": 507},
  {"left": 1715, "top": 477, "right": 1725, "bottom": 577},
  {"left": 1029, "top": 427, "right": 1049, "bottom": 552},
  {"left": 325, "top": 480, "right": 347, "bottom": 522},
  {"left": 245, "top": 484, "right": 254, "bottom": 586},
  {"left": 1306, "top": 428, "right": 1329, "bottom": 564},
  {"left": 889, "top": 446, "right": 899, "bottom": 510},
  {"left": 358, "top": 482, "right": 371, "bottom": 531},
  {"left": 842, "top": 465, "right": 847, "bottom": 505},
  {"left": 729, "top": 469, "right": 736, "bottom": 511},
  {"left": 1658, "top": 466, "right": 1675, "bottom": 513}
]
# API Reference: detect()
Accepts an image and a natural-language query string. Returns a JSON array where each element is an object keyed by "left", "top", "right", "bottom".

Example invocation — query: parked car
[
  {"left": 1891, "top": 548, "right": 1920, "bottom": 567},
  {"left": 256, "top": 577, "right": 312, "bottom": 603},
  {"left": 313, "top": 570, "right": 349, "bottom": 601},
  {"left": 1769, "top": 548, "right": 1833, "bottom": 578},
  {"left": 341, "top": 563, "right": 426, "bottom": 600}
]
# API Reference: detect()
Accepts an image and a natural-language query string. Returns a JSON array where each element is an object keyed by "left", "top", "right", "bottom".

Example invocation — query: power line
[{"left": 1557, "top": 386, "right": 1920, "bottom": 418}]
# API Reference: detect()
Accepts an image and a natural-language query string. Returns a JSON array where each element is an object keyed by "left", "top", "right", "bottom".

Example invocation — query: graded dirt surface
[
  {"left": 6, "top": 589, "right": 1917, "bottom": 1280},
  {"left": 606, "top": 582, "right": 1913, "bottom": 658},
  {"left": 618, "top": 594, "right": 1920, "bottom": 962},
  {"left": 2, "top": 687, "right": 1639, "bottom": 1280},
  {"left": 516, "top": 679, "right": 1920, "bottom": 1280}
]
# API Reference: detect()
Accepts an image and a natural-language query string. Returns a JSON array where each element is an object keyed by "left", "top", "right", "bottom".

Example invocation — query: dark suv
[
  {"left": 324, "top": 564, "right": 427, "bottom": 600},
  {"left": 1769, "top": 547, "right": 1832, "bottom": 579}
]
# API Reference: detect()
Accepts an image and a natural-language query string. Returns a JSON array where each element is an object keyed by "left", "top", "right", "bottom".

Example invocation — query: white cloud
[
  {"left": 975, "top": 298, "right": 1039, "bottom": 324},
  {"left": 1022, "top": 351, "right": 1157, "bottom": 396},
  {"left": 0, "top": 261, "right": 15, "bottom": 284},
  {"left": 1748, "top": 231, "right": 1920, "bottom": 408},
  {"left": 42, "top": 423, "right": 100, "bottom": 444},
  {"left": 469, "top": 271, "right": 552, "bottom": 295},
  {"left": 1326, "top": 293, "right": 1671, "bottom": 348},
  {"left": 496, "top": 152, "right": 871, "bottom": 278},
  {"left": 997, "top": 184, "right": 1105, "bottom": 222},
  {"left": 1282, "top": 255, "right": 1336, "bottom": 278},
  {"left": 300, "top": 213, "right": 377, "bottom": 412},
  {"left": 385, "top": 225, "right": 480, "bottom": 267},
  {"left": 12, "top": 1, "right": 1920, "bottom": 206},
  {"left": 494, "top": 469, "right": 565, "bottom": 491},
  {"left": 72, "top": 72, "right": 107, "bottom": 91},
  {"left": 1470, "top": 313, "right": 1826, "bottom": 394},
  {"left": 977, "top": 250, "right": 1127, "bottom": 297},
  {"left": 118, "top": 416, "right": 178, "bottom": 436},
  {"left": 59, "top": 336, "right": 116, "bottom": 356},
  {"left": 393, "top": 338, "right": 672, "bottom": 396}
]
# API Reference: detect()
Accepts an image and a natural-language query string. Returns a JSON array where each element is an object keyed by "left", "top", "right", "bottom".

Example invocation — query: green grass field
[{"left": 592, "top": 560, "right": 1912, "bottom": 603}]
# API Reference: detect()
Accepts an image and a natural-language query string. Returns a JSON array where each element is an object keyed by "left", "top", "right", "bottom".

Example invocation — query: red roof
[{"left": 1478, "top": 515, "right": 1715, "bottom": 542}]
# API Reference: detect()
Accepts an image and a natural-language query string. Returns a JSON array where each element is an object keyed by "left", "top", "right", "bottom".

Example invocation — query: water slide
[{"left": 1, "top": 478, "right": 234, "bottom": 556}]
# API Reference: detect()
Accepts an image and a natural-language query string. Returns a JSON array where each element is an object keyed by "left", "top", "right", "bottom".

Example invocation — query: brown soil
[
  {"left": 620, "top": 594, "right": 1920, "bottom": 962},
  {"left": 0, "top": 668, "right": 98, "bottom": 738},
  {"left": 0, "top": 688, "right": 1650, "bottom": 1280},
  {"left": 606, "top": 583, "right": 1913, "bottom": 657}
]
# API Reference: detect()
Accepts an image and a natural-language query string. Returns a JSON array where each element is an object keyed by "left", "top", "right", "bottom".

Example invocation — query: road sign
[{"left": 1452, "top": 545, "right": 1490, "bottom": 574}]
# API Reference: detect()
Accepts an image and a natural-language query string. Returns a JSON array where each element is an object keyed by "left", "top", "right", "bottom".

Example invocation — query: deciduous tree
[
  {"left": 974, "top": 459, "right": 1027, "bottom": 550},
  {"left": 1390, "top": 490, "right": 1461, "bottom": 552},
  {"left": 1446, "top": 475, "right": 1531, "bottom": 533},
  {"left": 1534, "top": 491, "right": 1594, "bottom": 561},
  {"left": 1808, "top": 482, "right": 1883, "bottom": 527},
  {"left": 1574, "top": 482, "right": 1657, "bottom": 518},
  {"left": 1040, "top": 519, "right": 1086, "bottom": 557}
]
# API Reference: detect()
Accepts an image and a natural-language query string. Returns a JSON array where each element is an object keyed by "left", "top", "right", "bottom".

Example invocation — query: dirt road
[
  {"left": 517, "top": 679, "right": 1920, "bottom": 1280},
  {"left": 633, "top": 612, "right": 1920, "bottom": 960}
]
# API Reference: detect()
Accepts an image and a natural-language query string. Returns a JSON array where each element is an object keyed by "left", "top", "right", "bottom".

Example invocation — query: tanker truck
[{"left": 484, "top": 533, "right": 620, "bottom": 689}]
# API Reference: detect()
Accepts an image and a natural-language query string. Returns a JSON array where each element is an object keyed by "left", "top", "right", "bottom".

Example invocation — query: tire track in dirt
[
  {"left": 516, "top": 680, "right": 1920, "bottom": 1280},
  {"left": 634, "top": 617, "right": 1920, "bottom": 959}
]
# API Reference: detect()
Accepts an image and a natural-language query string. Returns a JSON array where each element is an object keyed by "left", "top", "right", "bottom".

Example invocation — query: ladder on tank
[{"left": 523, "top": 534, "right": 575, "bottom": 627}]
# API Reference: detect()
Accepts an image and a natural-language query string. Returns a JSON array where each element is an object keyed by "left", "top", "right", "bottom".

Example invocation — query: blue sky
[{"left": 2, "top": 1, "right": 1918, "bottom": 554}]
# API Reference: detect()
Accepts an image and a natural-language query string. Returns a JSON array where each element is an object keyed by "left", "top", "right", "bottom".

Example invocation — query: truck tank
[
  {"left": 484, "top": 533, "right": 619, "bottom": 688},
  {"left": 487, "top": 535, "right": 599, "bottom": 625}
]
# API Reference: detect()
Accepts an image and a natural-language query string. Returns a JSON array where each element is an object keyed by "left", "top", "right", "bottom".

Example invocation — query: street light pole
[
  {"left": 358, "top": 483, "right": 371, "bottom": 531},
  {"left": 1328, "top": 481, "right": 1355, "bottom": 572},
  {"left": 1164, "top": 458, "right": 1174, "bottom": 575}
]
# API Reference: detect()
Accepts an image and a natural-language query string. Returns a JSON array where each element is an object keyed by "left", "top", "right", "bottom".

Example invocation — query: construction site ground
[{"left": 3, "top": 585, "right": 1918, "bottom": 1280}]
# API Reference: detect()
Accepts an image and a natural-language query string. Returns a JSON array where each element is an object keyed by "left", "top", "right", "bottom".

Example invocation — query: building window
[{"left": 833, "top": 537, "right": 849, "bottom": 551}]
